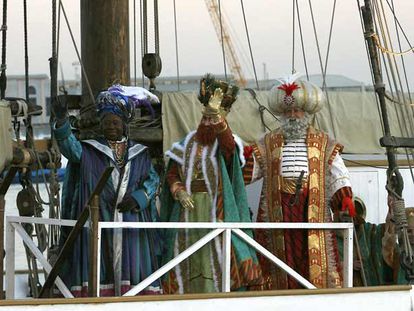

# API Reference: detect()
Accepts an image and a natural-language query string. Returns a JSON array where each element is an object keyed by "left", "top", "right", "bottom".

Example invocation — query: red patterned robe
[{"left": 244, "top": 126, "right": 353, "bottom": 289}]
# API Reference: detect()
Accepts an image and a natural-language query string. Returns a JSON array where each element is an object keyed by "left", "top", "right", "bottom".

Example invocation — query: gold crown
[{"left": 198, "top": 74, "right": 239, "bottom": 114}]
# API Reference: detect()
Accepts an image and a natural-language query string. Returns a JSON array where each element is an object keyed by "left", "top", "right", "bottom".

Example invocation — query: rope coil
[{"left": 392, "top": 199, "right": 408, "bottom": 229}]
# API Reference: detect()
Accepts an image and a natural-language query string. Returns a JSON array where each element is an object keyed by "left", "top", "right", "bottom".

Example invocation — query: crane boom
[{"left": 204, "top": 0, "right": 247, "bottom": 87}]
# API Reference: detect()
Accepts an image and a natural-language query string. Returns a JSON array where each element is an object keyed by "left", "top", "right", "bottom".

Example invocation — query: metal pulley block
[
  {"left": 142, "top": 53, "right": 162, "bottom": 79},
  {"left": 16, "top": 188, "right": 36, "bottom": 217}
]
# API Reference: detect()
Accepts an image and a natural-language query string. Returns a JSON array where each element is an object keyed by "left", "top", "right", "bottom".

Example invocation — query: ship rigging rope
[
  {"left": 374, "top": 0, "right": 414, "bottom": 140},
  {"left": 307, "top": 0, "right": 337, "bottom": 139},
  {"left": 218, "top": 0, "right": 228, "bottom": 82},
  {"left": 140, "top": 0, "right": 145, "bottom": 86},
  {"left": 59, "top": 1, "right": 95, "bottom": 108},
  {"left": 357, "top": 0, "right": 386, "bottom": 138},
  {"left": 291, "top": 0, "right": 296, "bottom": 74},
  {"left": 133, "top": 0, "right": 137, "bottom": 86},
  {"left": 240, "top": 0, "right": 259, "bottom": 89},
  {"left": 365, "top": 0, "right": 414, "bottom": 184},
  {"left": 369, "top": 32, "right": 414, "bottom": 56},
  {"left": 295, "top": 0, "right": 309, "bottom": 81},
  {"left": 376, "top": 0, "right": 414, "bottom": 183},
  {"left": 389, "top": 0, "right": 414, "bottom": 109},
  {"left": 323, "top": 0, "right": 337, "bottom": 84},
  {"left": 173, "top": 0, "right": 180, "bottom": 91},
  {"left": 0, "top": 0, "right": 7, "bottom": 99},
  {"left": 374, "top": 2, "right": 412, "bottom": 136}
]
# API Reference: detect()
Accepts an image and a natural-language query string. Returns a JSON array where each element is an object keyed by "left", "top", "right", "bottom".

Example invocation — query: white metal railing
[{"left": 5, "top": 216, "right": 353, "bottom": 299}]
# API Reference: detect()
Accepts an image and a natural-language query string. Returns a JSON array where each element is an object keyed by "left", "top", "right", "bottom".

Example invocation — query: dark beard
[
  {"left": 281, "top": 116, "right": 309, "bottom": 140},
  {"left": 195, "top": 123, "right": 217, "bottom": 146}
]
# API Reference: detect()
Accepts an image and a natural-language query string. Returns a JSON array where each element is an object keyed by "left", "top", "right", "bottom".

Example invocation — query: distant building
[{"left": 299, "top": 74, "right": 366, "bottom": 92}]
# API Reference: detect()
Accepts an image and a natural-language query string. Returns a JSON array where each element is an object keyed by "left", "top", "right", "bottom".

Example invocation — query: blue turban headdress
[{"left": 96, "top": 84, "right": 159, "bottom": 123}]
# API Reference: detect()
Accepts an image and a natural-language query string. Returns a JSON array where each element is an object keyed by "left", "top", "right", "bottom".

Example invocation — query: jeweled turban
[{"left": 268, "top": 75, "right": 325, "bottom": 115}]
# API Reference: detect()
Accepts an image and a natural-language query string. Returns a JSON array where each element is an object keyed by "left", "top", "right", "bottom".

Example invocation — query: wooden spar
[{"left": 80, "top": 0, "right": 130, "bottom": 110}]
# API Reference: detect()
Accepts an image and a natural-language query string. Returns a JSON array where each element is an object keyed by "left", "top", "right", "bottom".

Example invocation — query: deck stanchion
[
  {"left": 88, "top": 195, "right": 99, "bottom": 297},
  {"left": 222, "top": 229, "right": 231, "bottom": 292},
  {"left": 343, "top": 226, "right": 354, "bottom": 288}
]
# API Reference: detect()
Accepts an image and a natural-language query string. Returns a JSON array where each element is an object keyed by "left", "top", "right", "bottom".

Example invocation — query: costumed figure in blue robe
[
  {"left": 161, "top": 74, "right": 263, "bottom": 294},
  {"left": 53, "top": 85, "right": 161, "bottom": 297}
]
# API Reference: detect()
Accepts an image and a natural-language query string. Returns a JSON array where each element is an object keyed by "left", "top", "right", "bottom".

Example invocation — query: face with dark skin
[{"left": 101, "top": 113, "right": 124, "bottom": 141}]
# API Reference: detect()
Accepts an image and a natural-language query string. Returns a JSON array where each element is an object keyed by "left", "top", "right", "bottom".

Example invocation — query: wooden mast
[{"left": 80, "top": 0, "right": 130, "bottom": 114}]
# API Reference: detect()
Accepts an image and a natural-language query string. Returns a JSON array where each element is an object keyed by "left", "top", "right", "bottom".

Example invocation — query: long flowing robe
[
  {"left": 160, "top": 131, "right": 263, "bottom": 294},
  {"left": 244, "top": 126, "right": 350, "bottom": 289},
  {"left": 55, "top": 121, "right": 161, "bottom": 297}
]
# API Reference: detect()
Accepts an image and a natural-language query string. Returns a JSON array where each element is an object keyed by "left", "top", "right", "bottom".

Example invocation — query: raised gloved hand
[
  {"left": 203, "top": 88, "right": 224, "bottom": 120},
  {"left": 117, "top": 196, "right": 139, "bottom": 213},
  {"left": 208, "top": 88, "right": 223, "bottom": 112},
  {"left": 176, "top": 189, "right": 195, "bottom": 211},
  {"left": 52, "top": 96, "right": 68, "bottom": 127}
]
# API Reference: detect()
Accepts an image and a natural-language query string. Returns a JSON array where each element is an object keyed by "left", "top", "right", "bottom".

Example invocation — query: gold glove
[
  {"left": 176, "top": 189, "right": 195, "bottom": 211},
  {"left": 203, "top": 88, "right": 223, "bottom": 117}
]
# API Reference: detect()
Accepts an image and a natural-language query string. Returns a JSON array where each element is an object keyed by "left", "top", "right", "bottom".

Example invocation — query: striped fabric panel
[
  {"left": 242, "top": 155, "right": 255, "bottom": 184},
  {"left": 281, "top": 140, "right": 308, "bottom": 178}
]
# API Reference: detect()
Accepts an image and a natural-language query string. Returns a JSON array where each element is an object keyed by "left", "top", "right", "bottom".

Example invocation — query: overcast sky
[{"left": 6, "top": 0, "right": 414, "bottom": 90}]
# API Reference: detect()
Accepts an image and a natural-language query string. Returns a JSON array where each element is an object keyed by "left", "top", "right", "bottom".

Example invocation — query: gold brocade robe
[{"left": 253, "top": 126, "right": 343, "bottom": 289}]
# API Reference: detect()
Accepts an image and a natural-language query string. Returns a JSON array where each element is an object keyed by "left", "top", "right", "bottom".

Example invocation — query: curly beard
[
  {"left": 281, "top": 115, "right": 310, "bottom": 140},
  {"left": 195, "top": 122, "right": 217, "bottom": 146}
]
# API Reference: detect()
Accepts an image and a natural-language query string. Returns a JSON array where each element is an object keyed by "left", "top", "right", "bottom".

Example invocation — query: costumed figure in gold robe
[
  {"left": 161, "top": 74, "right": 263, "bottom": 294},
  {"left": 243, "top": 74, "right": 355, "bottom": 289}
]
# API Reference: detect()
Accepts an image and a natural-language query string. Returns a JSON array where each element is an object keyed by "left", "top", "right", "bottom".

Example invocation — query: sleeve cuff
[
  {"left": 53, "top": 120, "right": 72, "bottom": 141},
  {"left": 131, "top": 189, "right": 150, "bottom": 210}
]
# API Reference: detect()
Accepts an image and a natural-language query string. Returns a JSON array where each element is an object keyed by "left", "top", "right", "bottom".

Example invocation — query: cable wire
[
  {"left": 218, "top": 0, "right": 228, "bottom": 81},
  {"left": 307, "top": 0, "right": 337, "bottom": 139},
  {"left": 295, "top": 0, "right": 309, "bottom": 81},
  {"left": 173, "top": 0, "right": 180, "bottom": 91},
  {"left": 240, "top": 0, "right": 259, "bottom": 89}
]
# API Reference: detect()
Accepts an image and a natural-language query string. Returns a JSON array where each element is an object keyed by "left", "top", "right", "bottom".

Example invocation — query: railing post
[
  {"left": 222, "top": 229, "right": 231, "bottom": 292},
  {"left": 343, "top": 226, "right": 354, "bottom": 288},
  {"left": 88, "top": 195, "right": 99, "bottom": 297},
  {"left": 5, "top": 219, "right": 15, "bottom": 299},
  {"left": 0, "top": 194, "right": 4, "bottom": 299}
]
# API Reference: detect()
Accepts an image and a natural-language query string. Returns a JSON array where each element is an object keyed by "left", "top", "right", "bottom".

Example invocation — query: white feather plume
[{"left": 276, "top": 72, "right": 302, "bottom": 85}]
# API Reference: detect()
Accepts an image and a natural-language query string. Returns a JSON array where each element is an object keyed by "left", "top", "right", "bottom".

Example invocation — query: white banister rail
[{"left": 5, "top": 216, "right": 353, "bottom": 299}]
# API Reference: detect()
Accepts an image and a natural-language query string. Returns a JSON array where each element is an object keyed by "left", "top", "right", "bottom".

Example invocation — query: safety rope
[
  {"left": 240, "top": 0, "right": 259, "bottom": 89},
  {"left": 0, "top": 0, "right": 7, "bottom": 99},
  {"left": 173, "top": 0, "right": 180, "bottom": 91},
  {"left": 218, "top": 0, "right": 228, "bottom": 82}
]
